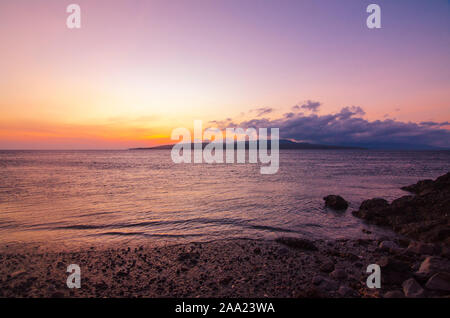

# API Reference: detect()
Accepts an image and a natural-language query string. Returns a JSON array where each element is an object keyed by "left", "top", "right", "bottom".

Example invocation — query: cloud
[
  {"left": 283, "top": 112, "right": 295, "bottom": 118},
  {"left": 252, "top": 107, "right": 274, "bottom": 117},
  {"left": 224, "top": 105, "right": 450, "bottom": 149},
  {"left": 420, "top": 121, "right": 450, "bottom": 128},
  {"left": 208, "top": 118, "right": 237, "bottom": 128},
  {"left": 338, "top": 106, "right": 366, "bottom": 118},
  {"left": 293, "top": 100, "right": 321, "bottom": 112}
]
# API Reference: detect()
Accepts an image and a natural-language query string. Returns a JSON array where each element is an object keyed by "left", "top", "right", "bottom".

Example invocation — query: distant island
[{"left": 129, "top": 139, "right": 365, "bottom": 150}]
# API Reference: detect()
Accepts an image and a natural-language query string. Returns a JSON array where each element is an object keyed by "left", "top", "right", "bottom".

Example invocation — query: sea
[{"left": 0, "top": 149, "right": 449, "bottom": 248}]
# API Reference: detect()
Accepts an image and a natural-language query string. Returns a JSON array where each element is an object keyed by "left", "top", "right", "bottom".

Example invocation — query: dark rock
[
  {"left": 441, "top": 246, "right": 450, "bottom": 259},
  {"left": 337, "top": 285, "right": 354, "bottom": 297},
  {"left": 277, "top": 247, "right": 289, "bottom": 256},
  {"left": 321, "top": 278, "right": 339, "bottom": 291},
  {"left": 425, "top": 272, "right": 450, "bottom": 291},
  {"left": 416, "top": 257, "right": 450, "bottom": 278},
  {"left": 177, "top": 252, "right": 200, "bottom": 266},
  {"left": 407, "top": 242, "right": 436, "bottom": 255},
  {"left": 383, "top": 290, "right": 404, "bottom": 298},
  {"left": 330, "top": 269, "right": 347, "bottom": 280},
  {"left": 352, "top": 198, "right": 390, "bottom": 224},
  {"left": 219, "top": 276, "right": 233, "bottom": 286},
  {"left": 378, "top": 256, "right": 411, "bottom": 285},
  {"left": 379, "top": 241, "right": 400, "bottom": 253},
  {"left": 356, "top": 239, "right": 372, "bottom": 246},
  {"left": 320, "top": 261, "right": 335, "bottom": 273},
  {"left": 94, "top": 281, "right": 108, "bottom": 290},
  {"left": 295, "top": 287, "right": 323, "bottom": 298},
  {"left": 10, "top": 270, "right": 26, "bottom": 279},
  {"left": 312, "top": 276, "right": 324, "bottom": 285},
  {"left": 359, "top": 198, "right": 390, "bottom": 211},
  {"left": 402, "top": 278, "right": 425, "bottom": 298},
  {"left": 275, "top": 237, "right": 318, "bottom": 251},
  {"left": 352, "top": 172, "right": 450, "bottom": 244},
  {"left": 323, "top": 195, "right": 349, "bottom": 210}
]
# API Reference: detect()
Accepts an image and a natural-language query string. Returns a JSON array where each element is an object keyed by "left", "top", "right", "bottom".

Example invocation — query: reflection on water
[{"left": 0, "top": 150, "right": 449, "bottom": 247}]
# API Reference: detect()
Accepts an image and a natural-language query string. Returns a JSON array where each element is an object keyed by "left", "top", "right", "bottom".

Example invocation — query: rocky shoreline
[
  {"left": 352, "top": 172, "right": 450, "bottom": 244},
  {"left": 0, "top": 173, "right": 449, "bottom": 298}
]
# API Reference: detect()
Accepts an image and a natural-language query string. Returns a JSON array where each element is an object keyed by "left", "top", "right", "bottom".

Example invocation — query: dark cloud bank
[{"left": 215, "top": 102, "right": 450, "bottom": 150}]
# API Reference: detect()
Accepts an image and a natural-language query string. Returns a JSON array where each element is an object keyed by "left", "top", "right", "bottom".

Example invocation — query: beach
[
  {"left": 0, "top": 238, "right": 401, "bottom": 298},
  {"left": 1, "top": 157, "right": 449, "bottom": 298},
  {"left": 1, "top": 235, "right": 448, "bottom": 298}
]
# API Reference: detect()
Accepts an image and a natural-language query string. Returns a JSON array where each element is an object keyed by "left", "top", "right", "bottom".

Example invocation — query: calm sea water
[{"left": 0, "top": 150, "right": 449, "bottom": 248}]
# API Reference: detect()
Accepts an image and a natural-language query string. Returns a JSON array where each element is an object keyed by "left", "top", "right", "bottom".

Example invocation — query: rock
[
  {"left": 277, "top": 247, "right": 289, "bottom": 256},
  {"left": 337, "top": 285, "right": 354, "bottom": 297},
  {"left": 407, "top": 241, "right": 436, "bottom": 255},
  {"left": 177, "top": 252, "right": 200, "bottom": 266},
  {"left": 323, "top": 279, "right": 339, "bottom": 291},
  {"left": 352, "top": 198, "right": 390, "bottom": 223},
  {"left": 295, "top": 287, "right": 323, "bottom": 298},
  {"left": 323, "top": 195, "right": 349, "bottom": 210},
  {"left": 10, "top": 270, "right": 26, "bottom": 279},
  {"left": 219, "top": 276, "right": 233, "bottom": 286},
  {"left": 94, "top": 281, "right": 108, "bottom": 290},
  {"left": 319, "top": 278, "right": 339, "bottom": 291},
  {"left": 275, "top": 237, "right": 318, "bottom": 251},
  {"left": 378, "top": 256, "right": 411, "bottom": 284},
  {"left": 330, "top": 269, "right": 347, "bottom": 280},
  {"left": 379, "top": 241, "right": 400, "bottom": 253},
  {"left": 440, "top": 246, "right": 450, "bottom": 259},
  {"left": 312, "top": 276, "right": 324, "bottom": 285},
  {"left": 383, "top": 290, "right": 404, "bottom": 298},
  {"left": 353, "top": 173, "right": 450, "bottom": 244},
  {"left": 425, "top": 273, "right": 450, "bottom": 291},
  {"left": 402, "top": 278, "right": 425, "bottom": 298},
  {"left": 396, "top": 238, "right": 411, "bottom": 248},
  {"left": 416, "top": 257, "right": 450, "bottom": 278},
  {"left": 320, "top": 261, "right": 335, "bottom": 273},
  {"left": 401, "top": 179, "right": 434, "bottom": 194},
  {"left": 359, "top": 198, "right": 390, "bottom": 211},
  {"left": 311, "top": 275, "right": 338, "bottom": 291}
]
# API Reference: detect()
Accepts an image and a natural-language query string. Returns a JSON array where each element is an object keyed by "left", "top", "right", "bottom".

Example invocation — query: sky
[{"left": 0, "top": 0, "right": 449, "bottom": 149}]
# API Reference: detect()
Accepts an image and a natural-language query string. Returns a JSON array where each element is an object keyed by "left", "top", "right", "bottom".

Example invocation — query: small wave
[
  {"left": 27, "top": 216, "right": 298, "bottom": 235},
  {"left": 91, "top": 231, "right": 203, "bottom": 238}
]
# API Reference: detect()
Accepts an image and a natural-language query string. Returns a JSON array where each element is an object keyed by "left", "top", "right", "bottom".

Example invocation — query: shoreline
[
  {"left": 0, "top": 238, "right": 397, "bottom": 298},
  {"left": 1, "top": 235, "right": 448, "bottom": 298},
  {"left": 1, "top": 173, "right": 449, "bottom": 298}
]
